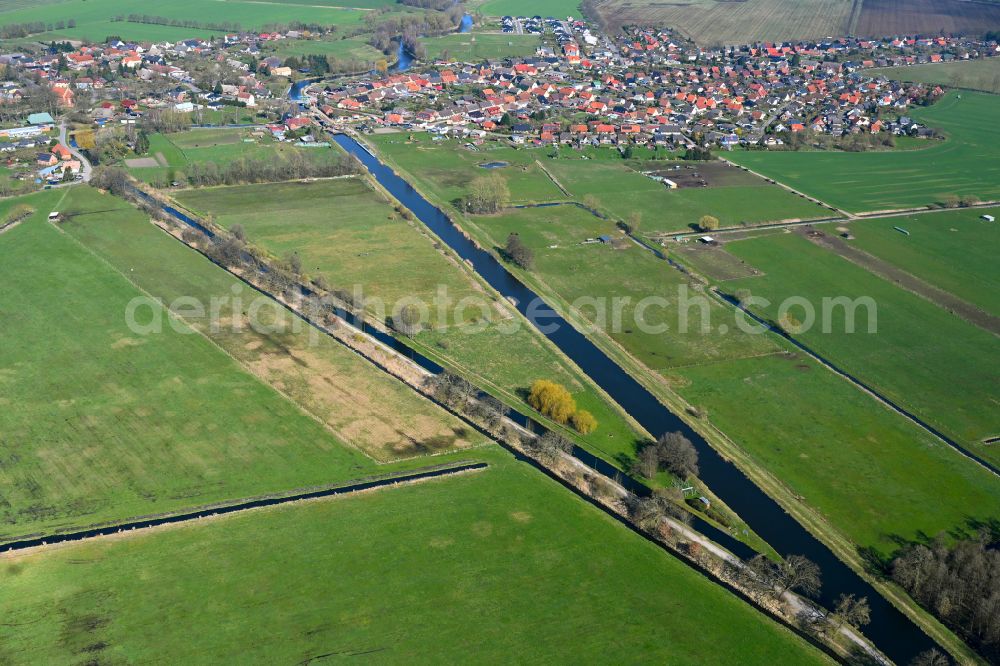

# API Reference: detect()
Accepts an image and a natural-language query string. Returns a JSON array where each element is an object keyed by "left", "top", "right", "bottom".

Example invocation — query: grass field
[
  {"left": 421, "top": 31, "right": 540, "bottom": 61},
  {"left": 175, "top": 179, "right": 485, "bottom": 328},
  {"left": 477, "top": 0, "right": 582, "bottom": 17},
  {"left": 870, "top": 58, "right": 1000, "bottom": 95},
  {"left": 57, "top": 186, "right": 486, "bottom": 463},
  {"left": 589, "top": 0, "right": 852, "bottom": 45},
  {"left": 126, "top": 129, "right": 339, "bottom": 185},
  {"left": 847, "top": 207, "right": 1000, "bottom": 317},
  {"left": 727, "top": 92, "right": 1000, "bottom": 212},
  {"left": 0, "top": 453, "right": 828, "bottom": 664},
  {"left": 263, "top": 36, "right": 384, "bottom": 62},
  {"left": 0, "top": 0, "right": 366, "bottom": 42},
  {"left": 543, "top": 158, "right": 829, "bottom": 232},
  {"left": 367, "top": 133, "right": 565, "bottom": 205},
  {"left": 673, "top": 352, "right": 1000, "bottom": 555},
  {"left": 367, "top": 133, "right": 828, "bottom": 232},
  {"left": 0, "top": 192, "right": 402, "bottom": 539},
  {"left": 169, "top": 177, "right": 652, "bottom": 471},
  {"left": 366, "top": 129, "right": 1000, "bottom": 560},
  {"left": 461, "top": 203, "right": 778, "bottom": 371},
  {"left": 722, "top": 231, "right": 1000, "bottom": 452}
]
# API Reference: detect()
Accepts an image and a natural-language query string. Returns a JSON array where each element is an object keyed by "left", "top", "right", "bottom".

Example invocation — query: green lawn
[
  {"left": 367, "top": 133, "right": 565, "bottom": 205},
  {"left": 0, "top": 453, "right": 828, "bottom": 664},
  {"left": 544, "top": 158, "right": 829, "bottom": 232},
  {"left": 0, "top": 191, "right": 388, "bottom": 539},
  {"left": 846, "top": 207, "right": 1000, "bottom": 317},
  {"left": 367, "top": 133, "right": 827, "bottom": 233},
  {"left": 674, "top": 353, "right": 1000, "bottom": 555},
  {"left": 723, "top": 232, "right": 1000, "bottom": 452},
  {"left": 127, "top": 129, "right": 340, "bottom": 185},
  {"left": 175, "top": 179, "right": 485, "bottom": 328},
  {"left": 171, "top": 178, "right": 651, "bottom": 468},
  {"left": 478, "top": 0, "right": 582, "bottom": 17},
  {"left": 462, "top": 203, "right": 778, "bottom": 370},
  {"left": 57, "top": 186, "right": 486, "bottom": 463},
  {"left": 727, "top": 91, "right": 1000, "bottom": 212},
  {"left": 0, "top": 0, "right": 366, "bottom": 42},
  {"left": 264, "top": 36, "right": 384, "bottom": 62},
  {"left": 421, "top": 31, "right": 541, "bottom": 61},
  {"left": 870, "top": 58, "right": 1000, "bottom": 95}
]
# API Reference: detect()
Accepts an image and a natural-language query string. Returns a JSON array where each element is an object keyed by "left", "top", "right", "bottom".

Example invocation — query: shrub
[
  {"left": 527, "top": 379, "right": 576, "bottom": 424},
  {"left": 570, "top": 409, "right": 597, "bottom": 434}
]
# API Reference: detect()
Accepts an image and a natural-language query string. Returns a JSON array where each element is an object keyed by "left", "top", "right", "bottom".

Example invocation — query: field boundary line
[
  {"left": 47, "top": 212, "right": 400, "bottom": 464},
  {"left": 710, "top": 288, "right": 1000, "bottom": 480},
  {"left": 797, "top": 226, "right": 1000, "bottom": 336},
  {"left": 0, "top": 463, "right": 487, "bottom": 555},
  {"left": 534, "top": 159, "right": 571, "bottom": 197}
]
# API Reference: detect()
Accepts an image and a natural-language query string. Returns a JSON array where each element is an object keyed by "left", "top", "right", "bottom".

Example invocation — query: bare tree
[
  {"left": 469, "top": 394, "right": 509, "bottom": 434},
  {"left": 910, "top": 649, "right": 950, "bottom": 666},
  {"left": 533, "top": 430, "right": 573, "bottom": 463},
  {"left": 656, "top": 431, "right": 699, "bottom": 478},
  {"left": 776, "top": 554, "right": 822, "bottom": 598},
  {"left": 833, "top": 594, "right": 871, "bottom": 630}
]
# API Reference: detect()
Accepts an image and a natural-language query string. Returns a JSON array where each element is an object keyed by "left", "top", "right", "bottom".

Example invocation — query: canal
[{"left": 330, "top": 132, "right": 942, "bottom": 664}]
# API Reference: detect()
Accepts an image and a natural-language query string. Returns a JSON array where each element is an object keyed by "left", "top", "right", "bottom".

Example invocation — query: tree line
[
  {"left": 365, "top": 7, "right": 464, "bottom": 56},
  {"left": 0, "top": 20, "right": 76, "bottom": 39},
  {"left": 117, "top": 14, "right": 241, "bottom": 33},
  {"left": 183, "top": 152, "right": 360, "bottom": 187},
  {"left": 891, "top": 534, "right": 1000, "bottom": 663}
]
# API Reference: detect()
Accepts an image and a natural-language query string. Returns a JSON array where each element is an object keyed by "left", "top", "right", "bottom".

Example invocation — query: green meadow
[
  {"left": 367, "top": 133, "right": 566, "bottom": 204},
  {"left": 421, "top": 31, "right": 541, "bottom": 61},
  {"left": 543, "top": 158, "right": 829, "bottom": 232},
  {"left": 367, "top": 133, "right": 827, "bottom": 232},
  {"left": 478, "top": 0, "right": 583, "bottom": 17},
  {"left": 453, "top": 194, "right": 1000, "bottom": 555},
  {"left": 870, "top": 58, "right": 1000, "bottom": 95},
  {"left": 58, "top": 186, "right": 487, "bottom": 463},
  {"left": 175, "top": 178, "right": 485, "bottom": 327},
  {"left": 366, "top": 129, "right": 1000, "bottom": 559},
  {"left": 461, "top": 202, "right": 778, "bottom": 370},
  {"left": 727, "top": 91, "right": 1000, "bottom": 212},
  {"left": 847, "top": 207, "right": 1000, "bottom": 317},
  {"left": 0, "top": 192, "right": 385, "bottom": 539},
  {"left": 673, "top": 352, "right": 1000, "bottom": 555},
  {"left": 723, "top": 231, "right": 1000, "bottom": 452},
  {"left": 127, "top": 128, "right": 340, "bottom": 185},
  {"left": 0, "top": 454, "right": 827, "bottom": 664},
  {"left": 0, "top": 0, "right": 366, "bottom": 42},
  {"left": 170, "top": 178, "right": 651, "bottom": 468}
]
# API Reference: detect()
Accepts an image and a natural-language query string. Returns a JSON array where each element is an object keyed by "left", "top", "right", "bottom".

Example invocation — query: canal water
[{"left": 330, "top": 132, "right": 941, "bottom": 663}]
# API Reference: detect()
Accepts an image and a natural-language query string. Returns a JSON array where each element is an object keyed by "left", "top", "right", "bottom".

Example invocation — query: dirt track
[{"left": 797, "top": 226, "right": 1000, "bottom": 336}]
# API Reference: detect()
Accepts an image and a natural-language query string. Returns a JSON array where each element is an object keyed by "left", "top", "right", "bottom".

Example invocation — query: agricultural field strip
[
  {"left": 0, "top": 458, "right": 829, "bottom": 665},
  {"left": 707, "top": 288, "right": 1000, "bottom": 479},
  {"left": 63, "top": 187, "right": 491, "bottom": 463},
  {"left": 721, "top": 232, "right": 999, "bottom": 451},
  {"left": 0, "top": 463, "right": 488, "bottom": 553},
  {"left": 171, "top": 176, "right": 660, "bottom": 473},
  {"left": 796, "top": 227, "right": 1000, "bottom": 336},
  {"left": 725, "top": 92, "right": 1000, "bottom": 213},
  {"left": 359, "top": 138, "right": 1000, "bottom": 565}
]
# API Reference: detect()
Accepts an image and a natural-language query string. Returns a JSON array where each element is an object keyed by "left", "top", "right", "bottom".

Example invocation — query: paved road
[{"left": 58, "top": 120, "right": 92, "bottom": 184}]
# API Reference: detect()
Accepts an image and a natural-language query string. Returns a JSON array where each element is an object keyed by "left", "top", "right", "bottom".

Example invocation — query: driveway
[{"left": 58, "top": 120, "right": 92, "bottom": 184}]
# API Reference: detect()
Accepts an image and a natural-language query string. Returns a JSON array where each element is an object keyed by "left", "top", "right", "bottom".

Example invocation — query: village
[{"left": 0, "top": 15, "right": 994, "bottom": 184}]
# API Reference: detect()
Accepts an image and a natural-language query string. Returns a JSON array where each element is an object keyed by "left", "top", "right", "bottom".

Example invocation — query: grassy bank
[{"left": 0, "top": 452, "right": 829, "bottom": 664}]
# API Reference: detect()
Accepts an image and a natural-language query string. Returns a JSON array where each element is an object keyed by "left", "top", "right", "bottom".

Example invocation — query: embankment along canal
[{"left": 329, "top": 132, "right": 942, "bottom": 663}]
